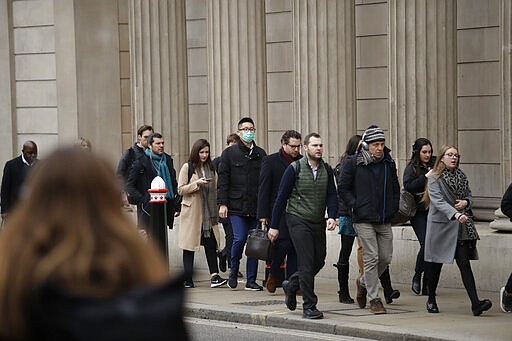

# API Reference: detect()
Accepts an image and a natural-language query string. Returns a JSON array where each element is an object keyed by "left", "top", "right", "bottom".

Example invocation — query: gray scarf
[
  {"left": 357, "top": 147, "right": 376, "bottom": 165},
  {"left": 199, "top": 167, "right": 218, "bottom": 238}
]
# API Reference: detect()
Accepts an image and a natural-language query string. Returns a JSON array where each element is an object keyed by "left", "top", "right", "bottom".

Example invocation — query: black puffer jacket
[
  {"left": 217, "top": 140, "right": 266, "bottom": 217},
  {"left": 339, "top": 148, "right": 400, "bottom": 224}
]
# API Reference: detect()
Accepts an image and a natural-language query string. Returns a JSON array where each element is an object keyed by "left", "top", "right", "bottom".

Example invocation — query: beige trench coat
[{"left": 177, "top": 163, "right": 221, "bottom": 252}]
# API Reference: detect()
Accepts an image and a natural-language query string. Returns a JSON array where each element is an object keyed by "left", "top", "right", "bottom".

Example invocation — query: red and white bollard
[{"left": 148, "top": 176, "right": 169, "bottom": 261}]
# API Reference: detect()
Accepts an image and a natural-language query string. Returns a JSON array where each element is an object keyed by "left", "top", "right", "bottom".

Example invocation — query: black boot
[
  {"left": 380, "top": 267, "right": 400, "bottom": 304},
  {"left": 421, "top": 275, "right": 429, "bottom": 296},
  {"left": 412, "top": 271, "right": 421, "bottom": 295},
  {"left": 334, "top": 263, "right": 354, "bottom": 304}
]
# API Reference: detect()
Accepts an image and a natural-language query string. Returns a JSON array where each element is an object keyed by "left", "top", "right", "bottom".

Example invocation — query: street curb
[{"left": 185, "top": 303, "right": 452, "bottom": 341}]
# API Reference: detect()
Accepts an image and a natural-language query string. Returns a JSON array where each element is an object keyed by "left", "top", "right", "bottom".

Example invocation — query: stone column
[
  {"left": 491, "top": 0, "right": 512, "bottom": 231},
  {"left": 207, "top": 0, "right": 267, "bottom": 154},
  {"left": 129, "top": 0, "right": 189, "bottom": 166},
  {"left": 54, "top": 0, "right": 78, "bottom": 145},
  {"left": 389, "top": 0, "right": 457, "bottom": 171},
  {"left": 502, "top": 0, "right": 512, "bottom": 188},
  {"left": 293, "top": 0, "right": 356, "bottom": 164},
  {"left": 0, "top": 0, "right": 14, "bottom": 161}
]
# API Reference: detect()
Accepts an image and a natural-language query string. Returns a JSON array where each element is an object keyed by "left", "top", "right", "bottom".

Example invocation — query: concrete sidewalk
[{"left": 184, "top": 270, "right": 509, "bottom": 341}]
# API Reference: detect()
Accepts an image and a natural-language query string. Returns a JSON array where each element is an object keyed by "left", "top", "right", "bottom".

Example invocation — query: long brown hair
[
  {"left": 0, "top": 148, "right": 169, "bottom": 339},
  {"left": 188, "top": 139, "right": 214, "bottom": 171},
  {"left": 422, "top": 145, "right": 459, "bottom": 206}
]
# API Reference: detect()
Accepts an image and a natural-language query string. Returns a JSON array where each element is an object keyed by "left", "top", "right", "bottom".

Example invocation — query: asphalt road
[{"left": 185, "top": 317, "right": 376, "bottom": 341}]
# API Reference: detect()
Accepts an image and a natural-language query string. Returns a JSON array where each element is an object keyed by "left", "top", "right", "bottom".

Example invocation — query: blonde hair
[
  {"left": 421, "top": 145, "right": 459, "bottom": 207},
  {"left": 0, "top": 148, "right": 169, "bottom": 339},
  {"left": 76, "top": 137, "right": 92, "bottom": 151}
]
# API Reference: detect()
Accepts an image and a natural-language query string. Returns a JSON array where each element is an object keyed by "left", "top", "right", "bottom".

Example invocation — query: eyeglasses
[
  {"left": 286, "top": 144, "right": 301, "bottom": 149},
  {"left": 444, "top": 153, "right": 460, "bottom": 159},
  {"left": 239, "top": 127, "right": 255, "bottom": 132},
  {"left": 142, "top": 135, "right": 151, "bottom": 139}
]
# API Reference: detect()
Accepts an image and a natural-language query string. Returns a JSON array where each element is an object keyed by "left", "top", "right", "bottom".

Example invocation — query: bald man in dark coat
[{"left": 1, "top": 141, "right": 38, "bottom": 219}]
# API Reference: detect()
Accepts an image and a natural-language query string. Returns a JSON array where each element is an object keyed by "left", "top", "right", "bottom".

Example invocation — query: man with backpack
[
  {"left": 117, "top": 125, "right": 153, "bottom": 204},
  {"left": 270, "top": 133, "right": 338, "bottom": 319}
]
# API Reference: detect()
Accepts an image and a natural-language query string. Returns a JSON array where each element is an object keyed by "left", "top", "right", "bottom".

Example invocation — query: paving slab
[{"left": 184, "top": 271, "right": 510, "bottom": 341}]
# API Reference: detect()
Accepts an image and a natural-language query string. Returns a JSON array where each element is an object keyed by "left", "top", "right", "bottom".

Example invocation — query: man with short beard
[
  {"left": 126, "top": 133, "right": 180, "bottom": 230},
  {"left": 270, "top": 133, "right": 337, "bottom": 319},
  {"left": 257, "top": 130, "right": 302, "bottom": 293}
]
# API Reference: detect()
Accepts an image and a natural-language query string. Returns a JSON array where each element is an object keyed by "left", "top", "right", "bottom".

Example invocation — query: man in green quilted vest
[{"left": 269, "top": 133, "right": 338, "bottom": 319}]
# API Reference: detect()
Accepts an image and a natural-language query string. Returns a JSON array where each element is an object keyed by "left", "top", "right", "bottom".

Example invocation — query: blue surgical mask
[{"left": 241, "top": 130, "right": 255, "bottom": 143}]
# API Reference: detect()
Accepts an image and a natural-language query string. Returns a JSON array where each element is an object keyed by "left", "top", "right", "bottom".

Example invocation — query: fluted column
[
  {"left": 502, "top": 0, "right": 512, "bottom": 188},
  {"left": 208, "top": 0, "right": 267, "bottom": 155},
  {"left": 293, "top": 0, "right": 355, "bottom": 164},
  {"left": 491, "top": 0, "right": 512, "bottom": 230},
  {"left": 129, "top": 0, "right": 189, "bottom": 166},
  {"left": 389, "top": 0, "right": 457, "bottom": 171},
  {"left": 0, "top": 0, "right": 14, "bottom": 161}
]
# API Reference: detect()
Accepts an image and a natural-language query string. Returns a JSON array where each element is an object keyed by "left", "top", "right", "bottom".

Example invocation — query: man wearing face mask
[
  {"left": 339, "top": 125, "right": 400, "bottom": 314},
  {"left": 217, "top": 117, "right": 267, "bottom": 291}
]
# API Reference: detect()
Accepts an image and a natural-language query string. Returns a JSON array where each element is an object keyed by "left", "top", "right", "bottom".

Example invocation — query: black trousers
[
  {"left": 425, "top": 240, "right": 480, "bottom": 306},
  {"left": 286, "top": 214, "right": 326, "bottom": 310},
  {"left": 219, "top": 217, "right": 233, "bottom": 269},
  {"left": 183, "top": 234, "right": 219, "bottom": 281},
  {"left": 410, "top": 210, "right": 427, "bottom": 274}
]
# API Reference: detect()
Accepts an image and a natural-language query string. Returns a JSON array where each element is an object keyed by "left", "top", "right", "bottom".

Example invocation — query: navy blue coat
[
  {"left": 257, "top": 149, "right": 300, "bottom": 239},
  {"left": 339, "top": 149, "right": 400, "bottom": 224}
]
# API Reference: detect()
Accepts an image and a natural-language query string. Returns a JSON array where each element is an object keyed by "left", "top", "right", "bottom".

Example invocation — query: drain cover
[{"left": 233, "top": 300, "right": 284, "bottom": 306}]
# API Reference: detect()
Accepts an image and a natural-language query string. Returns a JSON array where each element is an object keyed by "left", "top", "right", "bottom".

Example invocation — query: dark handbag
[
  {"left": 245, "top": 223, "right": 272, "bottom": 261},
  {"left": 391, "top": 189, "right": 417, "bottom": 224}
]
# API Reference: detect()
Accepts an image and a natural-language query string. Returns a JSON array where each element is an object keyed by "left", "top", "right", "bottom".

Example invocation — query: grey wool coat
[{"left": 424, "top": 171, "right": 473, "bottom": 264}]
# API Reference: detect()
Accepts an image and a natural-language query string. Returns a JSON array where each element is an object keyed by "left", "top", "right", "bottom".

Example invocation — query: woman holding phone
[{"left": 178, "top": 139, "right": 227, "bottom": 289}]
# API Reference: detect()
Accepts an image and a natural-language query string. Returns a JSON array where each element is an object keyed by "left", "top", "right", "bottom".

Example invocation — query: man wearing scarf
[
  {"left": 126, "top": 133, "right": 180, "bottom": 230},
  {"left": 257, "top": 130, "right": 302, "bottom": 293},
  {"left": 339, "top": 125, "right": 400, "bottom": 314}
]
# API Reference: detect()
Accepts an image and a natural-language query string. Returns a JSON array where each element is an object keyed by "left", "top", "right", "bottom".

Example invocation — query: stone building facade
[{"left": 1, "top": 0, "right": 511, "bottom": 220}]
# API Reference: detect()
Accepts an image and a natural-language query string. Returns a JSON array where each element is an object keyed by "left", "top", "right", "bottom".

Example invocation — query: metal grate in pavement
[
  {"left": 326, "top": 308, "right": 414, "bottom": 316},
  {"left": 233, "top": 300, "right": 285, "bottom": 306}
]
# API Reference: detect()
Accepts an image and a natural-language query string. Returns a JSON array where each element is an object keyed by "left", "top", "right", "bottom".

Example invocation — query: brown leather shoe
[
  {"left": 356, "top": 276, "right": 367, "bottom": 309},
  {"left": 369, "top": 298, "right": 387, "bottom": 314},
  {"left": 266, "top": 273, "right": 277, "bottom": 293}
]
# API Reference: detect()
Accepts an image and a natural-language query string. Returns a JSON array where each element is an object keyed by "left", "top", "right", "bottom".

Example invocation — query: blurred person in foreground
[{"left": 0, "top": 147, "right": 188, "bottom": 341}]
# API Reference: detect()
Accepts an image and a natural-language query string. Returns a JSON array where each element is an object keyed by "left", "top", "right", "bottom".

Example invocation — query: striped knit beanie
[{"left": 363, "top": 125, "right": 385, "bottom": 143}]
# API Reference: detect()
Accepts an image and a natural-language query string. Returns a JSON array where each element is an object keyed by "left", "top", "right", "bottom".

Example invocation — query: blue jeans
[{"left": 229, "top": 215, "right": 258, "bottom": 283}]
